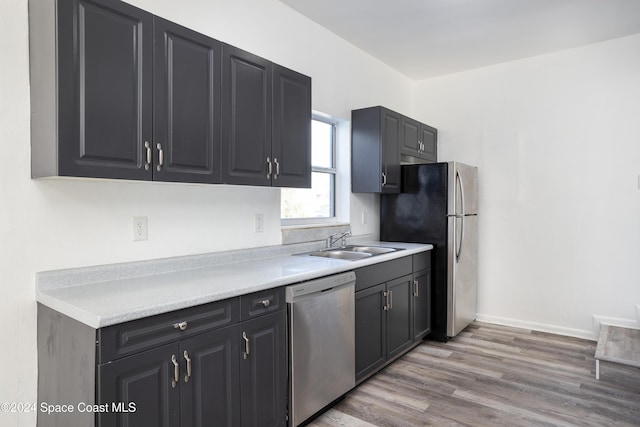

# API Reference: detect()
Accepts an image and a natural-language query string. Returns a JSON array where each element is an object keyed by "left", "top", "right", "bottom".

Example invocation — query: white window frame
[{"left": 281, "top": 113, "right": 338, "bottom": 225}]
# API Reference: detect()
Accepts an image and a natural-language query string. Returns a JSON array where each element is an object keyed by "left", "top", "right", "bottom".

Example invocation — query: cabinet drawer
[
  {"left": 413, "top": 250, "right": 432, "bottom": 272},
  {"left": 98, "top": 297, "right": 239, "bottom": 363},
  {"left": 354, "top": 256, "right": 412, "bottom": 292},
  {"left": 240, "top": 287, "right": 284, "bottom": 320}
]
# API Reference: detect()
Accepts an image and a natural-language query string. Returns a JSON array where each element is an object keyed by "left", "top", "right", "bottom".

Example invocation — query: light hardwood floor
[{"left": 309, "top": 322, "right": 640, "bottom": 427}]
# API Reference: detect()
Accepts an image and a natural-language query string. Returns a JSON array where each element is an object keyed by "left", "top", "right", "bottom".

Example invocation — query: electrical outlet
[
  {"left": 361, "top": 211, "right": 368, "bottom": 225},
  {"left": 255, "top": 213, "right": 264, "bottom": 233},
  {"left": 133, "top": 216, "right": 148, "bottom": 241}
]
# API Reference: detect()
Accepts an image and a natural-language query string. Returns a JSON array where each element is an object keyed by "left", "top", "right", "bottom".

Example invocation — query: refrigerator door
[
  {"left": 447, "top": 162, "right": 478, "bottom": 216},
  {"left": 447, "top": 214, "right": 478, "bottom": 337}
]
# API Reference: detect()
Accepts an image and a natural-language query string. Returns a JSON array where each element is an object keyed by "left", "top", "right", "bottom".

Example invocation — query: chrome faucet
[{"left": 326, "top": 231, "right": 351, "bottom": 248}]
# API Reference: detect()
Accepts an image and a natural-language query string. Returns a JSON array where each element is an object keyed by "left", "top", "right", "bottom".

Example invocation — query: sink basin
[
  {"left": 296, "top": 245, "right": 403, "bottom": 261},
  {"left": 342, "top": 246, "right": 398, "bottom": 255},
  {"left": 306, "top": 250, "right": 372, "bottom": 260}
]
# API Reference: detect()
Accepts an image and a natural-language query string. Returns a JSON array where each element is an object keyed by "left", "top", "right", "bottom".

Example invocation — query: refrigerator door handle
[
  {"left": 457, "top": 168, "right": 466, "bottom": 216},
  {"left": 456, "top": 215, "right": 465, "bottom": 262}
]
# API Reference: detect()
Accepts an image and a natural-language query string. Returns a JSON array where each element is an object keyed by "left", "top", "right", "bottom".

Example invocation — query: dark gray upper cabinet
[
  {"left": 153, "top": 17, "right": 222, "bottom": 184},
  {"left": 31, "top": 0, "right": 222, "bottom": 182},
  {"left": 30, "top": 0, "right": 310, "bottom": 188},
  {"left": 351, "top": 106, "right": 401, "bottom": 193},
  {"left": 352, "top": 106, "right": 438, "bottom": 193},
  {"left": 30, "top": 0, "right": 154, "bottom": 180},
  {"left": 222, "top": 45, "right": 311, "bottom": 188},
  {"left": 272, "top": 65, "right": 312, "bottom": 188},
  {"left": 221, "top": 45, "right": 272, "bottom": 186},
  {"left": 401, "top": 116, "right": 437, "bottom": 163}
]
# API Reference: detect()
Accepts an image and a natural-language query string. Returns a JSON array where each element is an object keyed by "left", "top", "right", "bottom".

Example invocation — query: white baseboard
[{"left": 475, "top": 313, "right": 595, "bottom": 340}]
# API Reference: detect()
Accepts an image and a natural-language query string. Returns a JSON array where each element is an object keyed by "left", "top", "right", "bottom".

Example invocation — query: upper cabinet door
[
  {"left": 401, "top": 117, "right": 437, "bottom": 163},
  {"left": 401, "top": 116, "right": 421, "bottom": 157},
  {"left": 153, "top": 17, "right": 222, "bottom": 184},
  {"left": 381, "top": 109, "right": 401, "bottom": 193},
  {"left": 271, "top": 65, "right": 312, "bottom": 189},
  {"left": 419, "top": 123, "right": 438, "bottom": 162},
  {"left": 57, "top": 0, "right": 153, "bottom": 180},
  {"left": 221, "top": 45, "right": 272, "bottom": 186}
]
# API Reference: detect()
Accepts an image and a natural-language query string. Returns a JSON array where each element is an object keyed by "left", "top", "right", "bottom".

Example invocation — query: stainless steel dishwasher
[{"left": 286, "top": 271, "right": 356, "bottom": 426}]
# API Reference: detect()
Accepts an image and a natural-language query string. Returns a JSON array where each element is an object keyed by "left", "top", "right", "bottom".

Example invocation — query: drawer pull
[
  {"left": 173, "top": 321, "right": 188, "bottom": 331},
  {"left": 413, "top": 279, "right": 419, "bottom": 297},
  {"left": 171, "top": 354, "right": 179, "bottom": 388},
  {"left": 242, "top": 332, "right": 250, "bottom": 360},
  {"left": 260, "top": 299, "right": 271, "bottom": 307},
  {"left": 183, "top": 351, "right": 191, "bottom": 383}
]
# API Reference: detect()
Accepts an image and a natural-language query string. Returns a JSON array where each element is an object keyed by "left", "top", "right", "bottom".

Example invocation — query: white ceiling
[{"left": 279, "top": 0, "right": 640, "bottom": 80}]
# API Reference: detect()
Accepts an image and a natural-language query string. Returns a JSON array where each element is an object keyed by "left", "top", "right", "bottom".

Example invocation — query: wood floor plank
[{"left": 308, "top": 321, "right": 640, "bottom": 427}]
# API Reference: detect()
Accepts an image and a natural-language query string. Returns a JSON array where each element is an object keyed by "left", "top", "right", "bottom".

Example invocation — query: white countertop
[{"left": 37, "top": 242, "right": 432, "bottom": 328}]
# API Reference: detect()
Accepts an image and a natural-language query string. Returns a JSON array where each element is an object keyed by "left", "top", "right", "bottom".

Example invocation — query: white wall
[
  {"left": 0, "top": 0, "right": 413, "bottom": 423},
  {"left": 414, "top": 34, "right": 640, "bottom": 338}
]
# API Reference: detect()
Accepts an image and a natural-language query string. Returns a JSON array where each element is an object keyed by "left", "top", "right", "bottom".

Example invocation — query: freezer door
[
  {"left": 447, "top": 162, "right": 479, "bottom": 216},
  {"left": 447, "top": 214, "right": 478, "bottom": 337}
]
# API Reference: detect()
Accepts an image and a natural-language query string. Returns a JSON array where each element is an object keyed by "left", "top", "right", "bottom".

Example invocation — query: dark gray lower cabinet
[
  {"left": 98, "top": 324, "right": 243, "bottom": 427},
  {"left": 355, "top": 283, "right": 387, "bottom": 380},
  {"left": 180, "top": 326, "right": 241, "bottom": 427},
  {"left": 412, "top": 268, "right": 432, "bottom": 341},
  {"left": 98, "top": 343, "right": 180, "bottom": 427},
  {"left": 38, "top": 288, "right": 286, "bottom": 427},
  {"left": 386, "top": 275, "right": 414, "bottom": 360},
  {"left": 239, "top": 311, "right": 287, "bottom": 427},
  {"left": 354, "top": 252, "right": 432, "bottom": 383}
]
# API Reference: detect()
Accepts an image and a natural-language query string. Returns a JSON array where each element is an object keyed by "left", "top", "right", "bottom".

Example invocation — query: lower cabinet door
[
  {"left": 97, "top": 343, "right": 181, "bottom": 427},
  {"left": 386, "top": 275, "right": 414, "bottom": 360},
  {"left": 180, "top": 325, "right": 241, "bottom": 427},
  {"left": 239, "top": 311, "right": 287, "bottom": 427},
  {"left": 413, "top": 269, "right": 432, "bottom": 341},
  {"left": 355, "top": 283, "right": 387, "bottom": 382}
]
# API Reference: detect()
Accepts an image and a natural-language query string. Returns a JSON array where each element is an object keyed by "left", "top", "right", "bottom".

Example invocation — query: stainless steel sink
[
  {"left": 342, "top": 246, "right": 398, "bottom": 255},
  {"left": 296, "top": 245, "right": 403, "bottom": 261},
  {"left": 306, "top": 250, "right": 372, "bottom": 260}
]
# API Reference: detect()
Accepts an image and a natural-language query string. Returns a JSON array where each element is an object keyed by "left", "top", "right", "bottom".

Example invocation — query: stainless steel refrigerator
[{"left": 380, "top": 162, "right": 478, "bottom": 341}]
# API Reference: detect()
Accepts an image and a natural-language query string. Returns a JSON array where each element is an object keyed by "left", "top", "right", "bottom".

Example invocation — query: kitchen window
[{"left": 281, "top": 115, "right": 336, "bottom": 222}]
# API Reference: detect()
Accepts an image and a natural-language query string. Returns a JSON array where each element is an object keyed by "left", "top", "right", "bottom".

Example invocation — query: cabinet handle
[
  {"left": 266, "top": 157, "right": 272, "bottom": 179},
  {"left": 242, "top": 332, "right": 250, "bottom": 360},
  {"left": 382, "top": 291, "right": 389, "bottom": 311},
  {"left": 413, "top": 279, "right": 419, "bottom": 297},
  {"left": 157, "top": 143, "right": 164, "bottom": 172},
  {"left": 171, "top": 354, "right": 179, "bottom": 388},
  {"left": 381, "top": 172, "right": 387, "bottom": 187},
  {"left": 183, "top": 350, "right": 191, "bottom": 383},
  {"left": 260, "top": 299, "right": 271, "bottom": 307},
  {"left": 144, "top": 141, "right": 151, "bottom": 170},
  {"left": 173, "top": 321, "right": 188, "bottom": 331},
  {"left": 388, "top": 290, "right": 393, "bottom": 310},
  {"left": 273, "top": 158, "right": 280, "bottom": 180}
]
